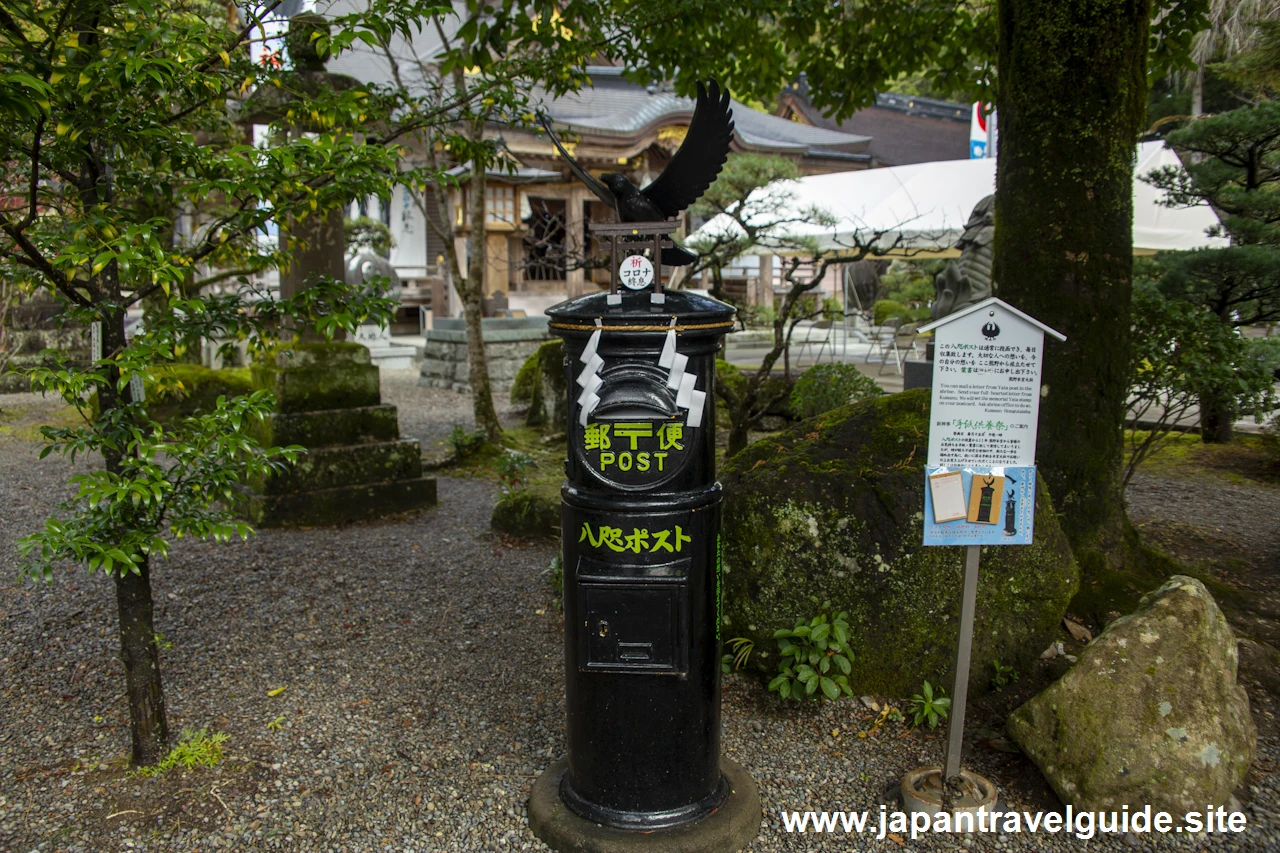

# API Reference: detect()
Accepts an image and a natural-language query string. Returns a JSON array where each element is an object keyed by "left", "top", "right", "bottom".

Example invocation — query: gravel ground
[{"left": 0, "top": 382, "right": 1276, "bottom": 853}]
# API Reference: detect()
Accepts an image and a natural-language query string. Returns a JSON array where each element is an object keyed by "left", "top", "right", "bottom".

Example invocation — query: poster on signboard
[{"left": 924, "top": 465, "right": 1036, "bottom": 545}]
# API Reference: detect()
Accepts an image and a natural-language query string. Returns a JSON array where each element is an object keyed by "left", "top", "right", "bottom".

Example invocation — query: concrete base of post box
[{"left": 528, "top": 756, "right": 761, "bottom": 853}]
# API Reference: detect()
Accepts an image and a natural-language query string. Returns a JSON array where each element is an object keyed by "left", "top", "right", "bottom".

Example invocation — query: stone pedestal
[
  {"left": 419, "top": 316, "right": 553, "bottom": 393},
  {"left": 903, "top": 358, "right": 933, "bottom": 390},
  {"left": 234, "top": 342, "right": 436, "bottom": 526},
  {"left": 353, "top": 324, "right": 418, "bottom": 370}
]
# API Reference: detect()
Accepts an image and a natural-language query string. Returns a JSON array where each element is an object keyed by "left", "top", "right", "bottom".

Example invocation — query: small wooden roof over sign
[{"left": 917, "top": 296, "right": 1067, "bottom": 341}]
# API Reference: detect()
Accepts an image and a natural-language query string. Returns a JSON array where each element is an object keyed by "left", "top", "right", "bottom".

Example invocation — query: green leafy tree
[
  {"left": 991, "top": 0, "right": 1155, "bottom": 570},
  {"left": 1144, "top": 33, "right": 1280, "bottom": 441},
  {"left": 375, "top": 2, "right": 608, "bottom": 444},
  {"left": 768, "top": 607, "right": 856, "bottom": 702},
  {"left": 0, "top": 0, "right": 434, "bottom": 765},
  {"left": 607, "top": 1, "right": 1203, "bottom": 115},
  {"left": 610, "top": 0, "right": 1210, "bottom": 569},
  {"left": 1125, "top": 283, "right": 1277, "bottom": 482}
]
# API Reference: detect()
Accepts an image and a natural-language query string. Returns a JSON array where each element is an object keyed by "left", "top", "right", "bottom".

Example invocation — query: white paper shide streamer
[
  {"left": 576, "top": 323, "right": 605, "bottom": 426},
  {"left": 660, "top": 325, "right": 706, "bottom": 428},
  {"left": 577, "top": 318, "right": 709, "bottom": 431}
]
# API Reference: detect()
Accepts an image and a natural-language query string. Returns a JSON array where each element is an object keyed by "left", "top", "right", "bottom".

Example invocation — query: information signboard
[{"left": 919, "top": 298, "right": 1065, "bottom": 547}]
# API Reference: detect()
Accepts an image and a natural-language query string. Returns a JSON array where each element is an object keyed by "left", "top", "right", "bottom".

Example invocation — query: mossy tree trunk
[{"left": 993, "top": 0, "right": 1151, "bottom": 569}]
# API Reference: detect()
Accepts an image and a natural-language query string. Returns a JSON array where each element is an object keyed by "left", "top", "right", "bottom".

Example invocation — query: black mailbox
[{"left": 536, "top": 230, "right": 747, "bottom": 836}]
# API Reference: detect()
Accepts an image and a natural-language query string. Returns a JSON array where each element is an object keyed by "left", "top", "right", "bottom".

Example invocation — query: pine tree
[{"left": 1144, "top": 24, "right": 1280, "bottom": 441}]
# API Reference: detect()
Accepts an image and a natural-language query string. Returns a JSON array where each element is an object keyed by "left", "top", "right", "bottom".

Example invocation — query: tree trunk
[
  {"left": 1199, "top": 390, "right": 1234, "bottom": 443},
  {"left": 115, "top": 556, "right": 169, "bottom": 767},
  {"left": 727, "top": 418, "right": 751, "bottom": 457},
  {"left": 1192, "top": 63, "right": 1204, "bottom": 117},
  {"left": 462, "top": 152, "right": 503, "bottom": 443},
  {"left": 101, "top": 301, "right": 169, "bottom": 766},
  {"left": 994, "top": 0, "right": 1152, "bottom": 569}
]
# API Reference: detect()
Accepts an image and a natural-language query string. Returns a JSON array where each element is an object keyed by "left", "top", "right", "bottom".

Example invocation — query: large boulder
[
  {"left": 1007, "top": 576, "right": 1256, "bottom": 813},
  {"left": 721, "top": 389, "right": 1079, "bottom": 698}
]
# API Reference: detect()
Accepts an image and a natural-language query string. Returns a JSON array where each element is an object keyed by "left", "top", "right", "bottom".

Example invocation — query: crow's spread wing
[
  {"left": 641, "top": 80, "right": 735, "bottom": 219},
  {"left": 540, "top": 115, "right": 617, "bottom": 212}
]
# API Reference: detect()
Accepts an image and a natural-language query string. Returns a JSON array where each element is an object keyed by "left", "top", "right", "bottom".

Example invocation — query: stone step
[
  {"left": 234, "top": 477, "right": 437, "bottom": 528},
  {"left": 251, "top": 439, "right": 423, "bottom": 495},
  {"left": 254, "top": 405, "right": 401, "bottom": 448}
]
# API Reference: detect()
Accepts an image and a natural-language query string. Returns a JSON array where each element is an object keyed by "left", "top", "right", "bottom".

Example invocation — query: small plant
[
  {"left": 991, "top": 659, "right": 1018, "bottom": 690},
  {"left": 768, "top": 603, "right": 855, "bottom": 702},
  {"left": 496, "top": 449, "right": 536, "bottom": 492},
  {"left": 447, "top": 424, "right": 486, "bottom": 458},
  {"left": 543, "top": 554, "right": 563, "bottom": 610},
  {"left": 789, "top": 362, "right": 884, "bottom": 420},
  {"left": 907, "top": 681, "right": 951, "bottom": 729},
  {"left": 721, "top": 637, "right": 755, "bottom": 673},
  {"left": 135, "top": 728, "right": 228, "bottom": 777}
]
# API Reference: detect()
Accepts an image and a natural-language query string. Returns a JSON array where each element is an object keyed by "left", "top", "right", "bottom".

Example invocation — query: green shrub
[
  {"left": 448, "top": 424, "right": 486, "bottom": 458},
  {"left": 907, "top": 681, "right": 950, "bottom": 729},
  {"left": 767, "top": 604, "right": 855, "bottom": 702},
  {"left": 496, "top": 449, "right": 535, "bottom": 492},
  {"left": 873, "top": 299, "right": 909, "bottom": 326},
  {"left": 135, "top": 728, "right": 228, "bottom": 777},
  {"left": 544, "top": 554, "right": 564, "bottom": 610},
  {"left": 789, "top": 363, "right": 883, "bottom": 420},
  {"left": 737, "top": 303, "right": 777, "bottom": 329}
]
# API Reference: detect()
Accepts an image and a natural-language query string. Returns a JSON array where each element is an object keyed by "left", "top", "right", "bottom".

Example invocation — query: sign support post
[{"left": 944, "top": 544, "right": 981, "bottom": 782}]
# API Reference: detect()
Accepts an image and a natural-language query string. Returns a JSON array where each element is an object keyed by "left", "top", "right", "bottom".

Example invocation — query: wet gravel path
[{"left": 0, "top": 386, "right": 1275, "bottom": 853}]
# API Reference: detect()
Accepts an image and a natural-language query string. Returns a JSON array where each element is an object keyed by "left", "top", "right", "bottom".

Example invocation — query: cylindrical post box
[{"left": 547, "top": 287, "right": 734, "bottom": 829}]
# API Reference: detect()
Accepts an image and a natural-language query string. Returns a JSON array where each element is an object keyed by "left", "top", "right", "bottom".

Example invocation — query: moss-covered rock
[
  {"left": 1007, "top": 576, "right": 1256, "bottom": 813},
  {"left": 253, "top": 405, "right": 401, "bottom": 448},
  {"left": 491, "top": 482, "right": 560, "bottom": 538},
  {"left": 512, "top": 339, "right": 566, "bottom": 431},
  {"left": 720, "top": 388, "right": 1079, "bottom": 698}
]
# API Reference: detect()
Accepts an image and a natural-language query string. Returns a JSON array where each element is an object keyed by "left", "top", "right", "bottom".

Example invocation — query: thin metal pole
[{"left": 945, "top": 544, "right": 981, "bottom": 781}]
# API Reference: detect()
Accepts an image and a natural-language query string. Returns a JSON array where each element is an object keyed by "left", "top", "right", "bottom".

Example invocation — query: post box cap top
[{"left": 546, "top": 290, "right": 736, "bottom": 339}]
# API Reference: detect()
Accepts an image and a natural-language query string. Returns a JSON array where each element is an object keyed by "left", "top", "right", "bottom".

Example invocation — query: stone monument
[{"left": 231, "top": 14, "right": 435, "bottom": 525}]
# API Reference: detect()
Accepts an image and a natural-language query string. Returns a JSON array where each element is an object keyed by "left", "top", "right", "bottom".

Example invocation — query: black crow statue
[{"left": 539, "top": 79, "right": 735, "bottom": 266}]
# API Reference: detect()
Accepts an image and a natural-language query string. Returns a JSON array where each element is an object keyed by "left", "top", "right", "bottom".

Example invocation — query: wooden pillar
[
  {"left": 567, "top": 186, "right": 586, "bottom": 297},
  {"left": 755, "top": 254, "right": 774, "bottom": 307}
]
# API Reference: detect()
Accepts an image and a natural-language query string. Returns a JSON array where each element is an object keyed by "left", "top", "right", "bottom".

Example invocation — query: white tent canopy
[{"left": 692, "top": 141, "right": 1227, "bottom": 259}]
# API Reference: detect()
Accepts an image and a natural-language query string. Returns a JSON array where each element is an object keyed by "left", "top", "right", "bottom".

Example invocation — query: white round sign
[{"left": 618, "top": 254, "right": 655, "bottom": 290}]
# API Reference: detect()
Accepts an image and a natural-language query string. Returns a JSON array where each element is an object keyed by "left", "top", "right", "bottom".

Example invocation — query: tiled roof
[{"left": 535, "top": 68, "right": 870, "bottom": 155}]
